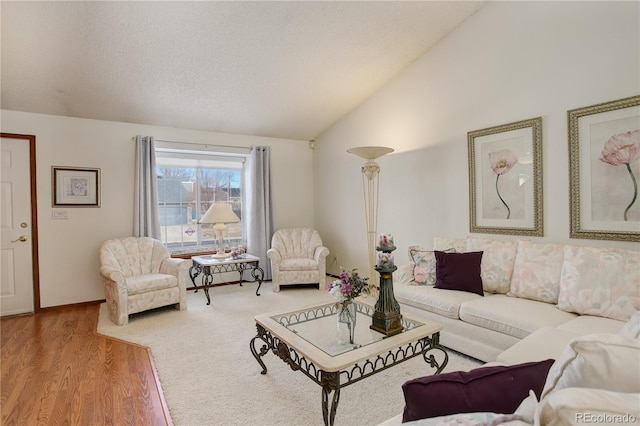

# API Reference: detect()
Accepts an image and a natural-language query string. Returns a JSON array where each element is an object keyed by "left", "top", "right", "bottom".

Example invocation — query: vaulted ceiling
[{"left": 1, "top": 1, "right": 485, "bottom": 141}]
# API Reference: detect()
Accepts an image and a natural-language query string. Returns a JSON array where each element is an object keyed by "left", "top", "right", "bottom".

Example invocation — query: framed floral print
[
  {"left": 52, "top": 166, "right": 100, "bottom": 207},
  {"left": 468, "top": 117, "right": 543, "bottom": 236},
  {"left": 568, "top": 95, "right": 640, "bottom": 242}
]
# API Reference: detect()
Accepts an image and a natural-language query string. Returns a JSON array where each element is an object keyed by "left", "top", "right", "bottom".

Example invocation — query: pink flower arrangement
[
  {"left": 599, "top": 130, "right": 640, "bottom": 221},
  {"left": 327, "top": 269, "right": 370, "bottom": 302},
  {"left": 488, "top": 149, "right": 518, "bottom": 219}
]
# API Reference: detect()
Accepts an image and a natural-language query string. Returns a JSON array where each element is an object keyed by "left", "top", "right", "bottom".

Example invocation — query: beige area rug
[{"left": 97, "top": 283, "right": 482, "bottom": 426}]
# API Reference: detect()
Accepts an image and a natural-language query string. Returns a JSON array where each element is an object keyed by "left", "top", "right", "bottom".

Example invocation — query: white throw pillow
[
  {"left": 514, "top": 390, "right": 539, "bottom": 424},
  {"left": 537, "top": 388, "right": 640, "bottom": 426},
  {"left": 540, "top": 333, "right": 640, "bottom": 400},
  {"left": 619, "top": 310, "right": 640, "bottom": 339}
]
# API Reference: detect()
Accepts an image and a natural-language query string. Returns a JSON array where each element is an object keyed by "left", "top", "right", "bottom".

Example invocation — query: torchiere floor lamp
[{"left": 347, "top": 146, "right": 394, "bottom": 283}]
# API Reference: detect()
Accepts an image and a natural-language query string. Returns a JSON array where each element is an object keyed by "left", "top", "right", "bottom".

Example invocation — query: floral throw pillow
[
  {"left": 466, "top": 237, "right": 518, "bottom": 294},
  {"left": 558, "top": 245, "right": 640, "bottom": 321},
  {"left": 409, "top": 247, "right": 456, "bottom": 286},
  {"left": 508, "top": 240, "right": 565, "bottom": 304}
]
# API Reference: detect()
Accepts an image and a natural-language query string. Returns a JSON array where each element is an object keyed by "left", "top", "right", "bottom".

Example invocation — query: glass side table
[{"left": 189, "top": 254, "right": 264, "bottom": 304}]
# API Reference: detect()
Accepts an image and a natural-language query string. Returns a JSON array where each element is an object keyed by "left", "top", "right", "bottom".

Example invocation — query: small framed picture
[
  {"left": 568, "top": 95, "right": 640, "bottom": 241},
  {"left": 468, "top": 117, "right": 543, "bottom": 236},
  {"left": 52, "top": 166, "right": 100, "bottom": 207}
]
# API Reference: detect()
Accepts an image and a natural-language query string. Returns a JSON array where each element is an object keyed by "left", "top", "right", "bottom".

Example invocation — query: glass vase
[{"left": 336, "top": 300, "right": 357, "bottom": 344}]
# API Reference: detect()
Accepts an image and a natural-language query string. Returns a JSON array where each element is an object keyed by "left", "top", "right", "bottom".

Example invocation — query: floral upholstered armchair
[
  {"left": 267, "top": 228, "right": 330, "bottom": 292},
  {"left": 99, "top": 237, "right": 189, "bottom": 325}
]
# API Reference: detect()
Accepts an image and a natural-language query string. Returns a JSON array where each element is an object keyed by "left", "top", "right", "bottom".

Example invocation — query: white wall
[
  {"left": 314, "top": 1, "right": 640, "bottom": 274},
  {"left": 1, "top": 110, "right": 314, "bottom": 307}
]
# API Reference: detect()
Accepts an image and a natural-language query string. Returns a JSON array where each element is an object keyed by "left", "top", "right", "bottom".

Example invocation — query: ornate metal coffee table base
[{"left": 249, "top": 323, "right": 448, "bottom": 426}]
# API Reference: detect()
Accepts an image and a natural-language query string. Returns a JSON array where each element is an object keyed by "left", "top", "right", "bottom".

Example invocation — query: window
[{"left": 155, "top": 145, "right": 246, "bottom": 251}]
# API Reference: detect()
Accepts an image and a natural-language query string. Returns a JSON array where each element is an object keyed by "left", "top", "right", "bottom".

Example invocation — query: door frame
[{"left": 1, "top": 133, "right": 40, "bottom": 312}]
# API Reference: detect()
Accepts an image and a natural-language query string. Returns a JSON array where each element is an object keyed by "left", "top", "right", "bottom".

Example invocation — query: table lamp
[{"left": 199, "top": 202, "right": 240, "bottom": 259}]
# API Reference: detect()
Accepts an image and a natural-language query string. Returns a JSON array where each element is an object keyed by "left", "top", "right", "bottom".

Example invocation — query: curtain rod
[{"left": 131, "top": 136, "right": 252, "bottom": 151}]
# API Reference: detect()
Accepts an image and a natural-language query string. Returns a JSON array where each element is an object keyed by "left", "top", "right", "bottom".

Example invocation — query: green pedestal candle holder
[{"left": 370, "top": 245, "right": 403, "bottom": 336}]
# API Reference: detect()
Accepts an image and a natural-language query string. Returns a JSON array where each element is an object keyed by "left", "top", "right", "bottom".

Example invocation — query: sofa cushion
[
  {"left": 556, "top": 315, "right": 625, "bottom": 335},
  {"left": 466, "top": 237, "right": 518, "bottom": 294},
  {"left": 394, "top": 283, "right": 483, "bottom": 319},
  {"left": 433, "top": 236, "right": 467, "bottom": 253},
  {"left": 401, "top": 359, "right": 554, "bottom": 422},
  {"left": 540, "top": 333, "right": 640, "bottom": 399},
  {"left": 434, "top": 251, "right": 484, "bottom": 296},
  {"left": 558, "top": 245, "right": 640, "bottom": 321},
  {"left": 508, "top": 240, "right": 564, "bottom": 304},
  {"left": 496, "top": 327, "right": 581, "bottom": 365},
  {"left": 459, "top": 295, "right": 577, "bottom": 339}
]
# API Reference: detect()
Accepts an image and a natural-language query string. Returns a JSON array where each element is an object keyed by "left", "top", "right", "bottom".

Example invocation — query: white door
[{"left": 0, "top": 136, "right": 35, "bottom": 315}]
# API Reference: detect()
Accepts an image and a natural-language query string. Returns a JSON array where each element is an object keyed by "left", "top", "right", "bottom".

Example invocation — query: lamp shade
[
  {"left": 199, "top": 202, "right": 240, "bottom": 224},
  {"left": 347, "top": 146, "right": 394, "bottom": 161}
]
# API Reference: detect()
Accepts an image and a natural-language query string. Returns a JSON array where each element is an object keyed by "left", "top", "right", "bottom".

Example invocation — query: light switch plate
[{"left": 52, "top": 210, "right": 68, "bottom": 220}]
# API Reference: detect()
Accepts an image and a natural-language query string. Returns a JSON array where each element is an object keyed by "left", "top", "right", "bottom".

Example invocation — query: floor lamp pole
[
  {"left": 347, "top": 146, "right": 394, "bottom": 286},
  {"left": 362, "top": 161, "right": 380, "bottom": 284}
]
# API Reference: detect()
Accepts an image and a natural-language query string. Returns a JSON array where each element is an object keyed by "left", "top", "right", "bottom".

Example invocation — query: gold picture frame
[
  {"left": 568, "top": 95, "right": 640, "bottom": 242},
  {"left": 52, "top": 166, "right": 101, "bottom": 207},
  {"left": 468, "top": 117, "right": 543, "bottom": 236}
]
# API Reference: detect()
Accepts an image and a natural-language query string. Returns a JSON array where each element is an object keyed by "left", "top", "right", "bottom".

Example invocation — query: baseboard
[{"left": 38, "top": 299, "right": 104, "bottom": 312}]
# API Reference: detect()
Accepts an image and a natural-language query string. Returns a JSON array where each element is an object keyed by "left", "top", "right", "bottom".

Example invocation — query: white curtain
[
  {"left": 245, "top": 146, "right": 274, "bottom": 280},
  {"left": 134, "top": 136, "right": 161, "bottom": 239}
]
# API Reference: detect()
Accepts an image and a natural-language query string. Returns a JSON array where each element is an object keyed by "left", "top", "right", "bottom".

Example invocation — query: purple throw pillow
[
  {"left": 434, "top": 250, "right": 484, "bottom": 296},
  {"left": 401, "top": 359, "right": 555, "bottom": 422}
]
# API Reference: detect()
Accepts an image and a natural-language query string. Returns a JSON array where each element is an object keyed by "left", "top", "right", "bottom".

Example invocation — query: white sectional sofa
[
  {"left": 392, "top": 236, "right": 639, "bottom": 363},
  {"left": 379, "top": 236, "right": 639, "bottom": 425}
]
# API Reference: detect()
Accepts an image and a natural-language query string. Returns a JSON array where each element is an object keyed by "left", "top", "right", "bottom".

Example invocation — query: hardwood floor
[{"left": 1, "top": 304, "right": 172, "bottom": 426}]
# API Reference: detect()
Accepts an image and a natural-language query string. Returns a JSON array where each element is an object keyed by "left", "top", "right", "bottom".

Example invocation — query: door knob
[{"left": 11, "top": 235, "right": 28, "bottom": 243}]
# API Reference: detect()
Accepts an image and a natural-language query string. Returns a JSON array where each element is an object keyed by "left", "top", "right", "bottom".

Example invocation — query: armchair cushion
[
  {"left": 401, "top": 359, "right": 554, "bottom": 422},
  {"left": 126, "top": 274, "right": 177, "bottom": 295},
  {"left": 280, "top": 258, "right": 319, "bottom": 271}
]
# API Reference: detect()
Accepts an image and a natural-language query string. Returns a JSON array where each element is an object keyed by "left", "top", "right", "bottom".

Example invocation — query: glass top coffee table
[{"left": 250, "top": 301, "right": 448, "bottom": 426}]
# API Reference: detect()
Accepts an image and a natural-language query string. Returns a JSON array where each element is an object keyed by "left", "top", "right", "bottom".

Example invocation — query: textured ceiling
[{"left": 1, "top": 1, "right": 485, "bottom": 141}]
